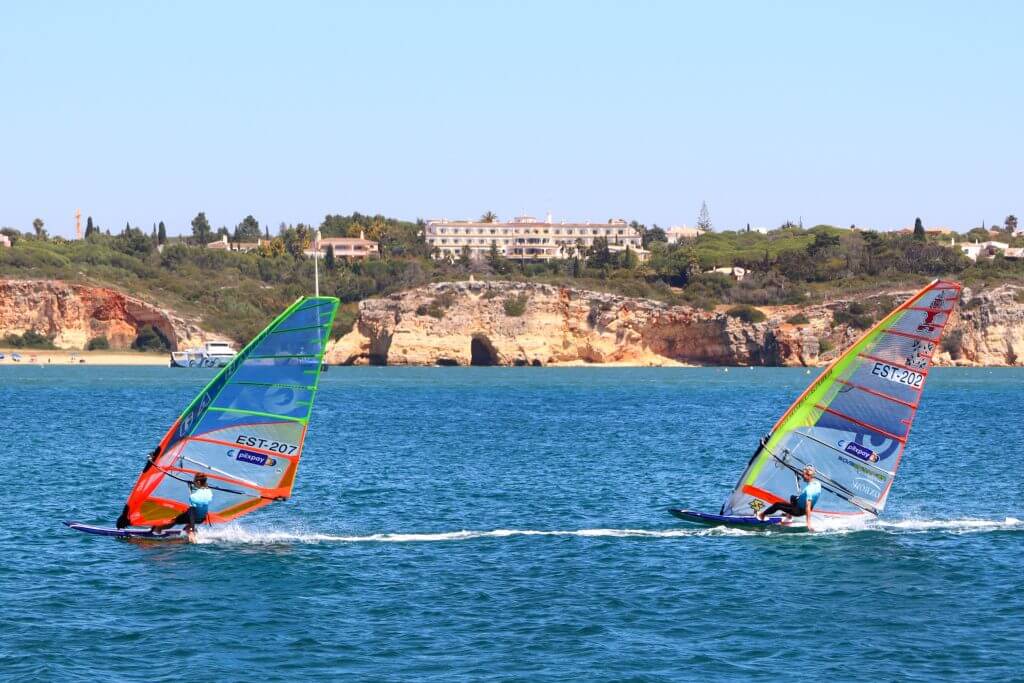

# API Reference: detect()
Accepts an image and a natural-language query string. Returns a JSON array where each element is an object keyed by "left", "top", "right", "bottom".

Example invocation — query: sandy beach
[{"left": 0, "top": 348, "right": 169, "bottom": 366}]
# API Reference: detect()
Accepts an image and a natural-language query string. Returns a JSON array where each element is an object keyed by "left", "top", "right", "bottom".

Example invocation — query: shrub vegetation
[
  {"left": 86, "top": 336, "right": 110, "bottom": 350},
  {"left": 2, "top": 330, "right": 56, "bottom": 349},
  {"left": 503, "top": 294, "right": 529, "bottom": 317},
  {"left": 725, "top": 305, "right": 766, "bottom": 323}
]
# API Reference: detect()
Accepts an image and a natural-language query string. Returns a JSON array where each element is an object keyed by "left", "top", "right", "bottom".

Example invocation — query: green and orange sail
[
  {"left": 118, "top": 296, "right": 339, "bottom": 528},
  {"left": 722, "top": 280, "right": 961, "bottom": 519}
]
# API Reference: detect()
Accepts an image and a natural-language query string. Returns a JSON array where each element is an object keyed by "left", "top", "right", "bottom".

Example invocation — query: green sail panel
[
  {"left": 721, "top": 280, "right": 961, "bottom": 519},
  {"left": 121, "top": 296, "right": 339, "bottom": 527}
]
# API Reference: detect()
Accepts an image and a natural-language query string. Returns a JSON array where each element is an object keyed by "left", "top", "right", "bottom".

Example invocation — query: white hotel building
[{"left": 425, "top": 215, "right": 648, "bottom": 262}]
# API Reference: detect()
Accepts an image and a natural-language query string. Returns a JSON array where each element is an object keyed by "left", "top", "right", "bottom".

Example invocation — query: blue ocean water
[{"left": 0, "top": 366, "right": 1021, "bottom": 681}]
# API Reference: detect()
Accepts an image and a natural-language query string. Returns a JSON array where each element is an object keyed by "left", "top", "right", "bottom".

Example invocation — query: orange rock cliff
[{"left": 0, "top": 279, "right": 216, "bottom": 350}]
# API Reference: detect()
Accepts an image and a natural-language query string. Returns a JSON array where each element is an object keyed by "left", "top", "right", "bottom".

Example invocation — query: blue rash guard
[
  {"left": 189, "top": 487, "right": 213, "bottom": 519},
  {"left": 796, "top": 479, "right": 822, "bottom": 508}
]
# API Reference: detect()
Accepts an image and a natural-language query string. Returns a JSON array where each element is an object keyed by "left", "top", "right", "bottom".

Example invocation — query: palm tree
[
  {"left": 32, "top": 218, "right": 46, "bottom": 239},
  {"left": 480, "top": 211, "right": 498, "bottom": 223}
]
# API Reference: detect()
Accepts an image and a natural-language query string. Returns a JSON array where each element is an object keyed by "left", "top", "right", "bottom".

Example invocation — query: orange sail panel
[
  {"left": 721, "top": 280, "right": 961, "bottom": 519},
  {"left": 121, "top": 296, "right": 339, "bottom": 527}
]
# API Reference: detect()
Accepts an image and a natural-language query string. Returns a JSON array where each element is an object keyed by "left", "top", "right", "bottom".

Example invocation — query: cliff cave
[{"left": 470, "top": 335, "right": 498, "bottom": 366}]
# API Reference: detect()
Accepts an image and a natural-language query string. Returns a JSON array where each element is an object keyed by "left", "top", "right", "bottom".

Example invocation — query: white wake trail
[
  {"left": 197, "top": 525, "right": 754, "bottom": 544},
  {"left": 194, "top": 517, "right": 1022, "bottom": 545},
  {"left": 872, "top": 516, "right": 1022, "bottom": 534}
]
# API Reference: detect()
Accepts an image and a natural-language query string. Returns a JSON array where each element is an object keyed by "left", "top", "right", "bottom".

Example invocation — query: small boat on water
[{"left": 169, "top": 340, "right": 238, "bottom": 368}]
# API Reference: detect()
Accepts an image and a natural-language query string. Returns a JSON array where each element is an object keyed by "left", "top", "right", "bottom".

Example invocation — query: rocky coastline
[
  {"left": 0, "top": 279, "right": 214, "bottom": 351},
  {"left": 2, "top": 278, "right": 1021, "bottom": 367},
  {"left": 326, "top": 280, "right": 1024, "bottom": 367}
]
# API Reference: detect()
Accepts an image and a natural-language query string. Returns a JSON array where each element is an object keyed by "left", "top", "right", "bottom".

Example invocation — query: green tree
[
  {"left": 1006, "top": 215, "right": 1018, "bottom": 235},
  {"left": 586, "top": 237, "right": 612, "bottom": 268},
  {"left": 325, "top": 243, "right": 336, "bottom": 271},
  {"left": 234, "top": 215, "right": 261, "bottom": 242},
  {"left": 84, "top": 216, "right": 95, "bottom": 238},
  {"left": 480, "top": 211, "right": 498, "bottom": 223},
  {"left": 618, "top": 245, "right": 639, "bottom": 269},
  {"left": 697, "top": 201, "right": 712, "bottom": 232},
  {"left": 32, "top": 218, "right": 46, "bottom": 239},
  {"left": 117, "top": 226, "right": 153, "bottom": 257},
  {"left": 257, "top": 237, "right": 286, "bottom": 258},
  {"left": 913, "top": 217, "right": 926, "bottom": 241},
  {"left": 458, "top": 244, "right": 472, "bottom": 267},
  {"left": 157, "top": 221, "right": 167, "bottom": 245},
  {"left": 806, "top": 232, "right": 840, "bottom": 257},
  {"left": 486, "top": 241, "right": 510, "bottom": 274},
  {"left": 281, "top": 224, "right": 312, "bottom": 258},
  {"left": 642, "top": 226, "right": 667, "bottom": 248},
  {"left": 651, "top": 243, "right": 699, "bottom": 286},
  {"left": 191, "top": 212, "right": 212, "bottom": 245}
]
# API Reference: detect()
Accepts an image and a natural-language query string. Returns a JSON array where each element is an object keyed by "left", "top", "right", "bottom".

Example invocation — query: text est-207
[{"left": 235, "top": 434, "right": 297, "bottom": 455}]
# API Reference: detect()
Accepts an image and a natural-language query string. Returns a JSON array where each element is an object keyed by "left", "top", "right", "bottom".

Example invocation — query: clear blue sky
[{"left": 2, "top": 1, "right": 1021, "bottom": 238}]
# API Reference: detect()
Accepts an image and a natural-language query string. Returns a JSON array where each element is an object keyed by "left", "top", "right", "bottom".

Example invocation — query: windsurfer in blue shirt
[
  {"left": 152, "top": 474, "right": 214, "bottom": 542},
  {"left": 756, "top": 465, "right": 822, "bottom": 531}
]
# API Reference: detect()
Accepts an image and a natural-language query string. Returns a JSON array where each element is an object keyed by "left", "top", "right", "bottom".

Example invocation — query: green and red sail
[
  {"left": 118, "top": 296, "right": 339, "bottom": 528},
  {"left": 722, "top": 280, "right": 961, "bottom": 520}
]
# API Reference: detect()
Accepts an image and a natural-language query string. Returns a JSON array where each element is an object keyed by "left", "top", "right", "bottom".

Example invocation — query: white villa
[
  {"left": 665, "top": 225, "right": 707, "bottom": 243},
  {"left": 705, "top": 266, "right": 747, "bottom": 281},
  {"left": 208, "top": 233, "right": 379, "bottom": 260},
  {"left": 960, "top": 240, "right": 1010, "bottom": 262},
  {"left": 425, "top": 215, "right": 648, "bottom": 262},
  {"left": 305, "top": 235, "right": 379, "bottom": 261},
  {"left": 207, "top": 235, "right": 262, "bottom": 253}
]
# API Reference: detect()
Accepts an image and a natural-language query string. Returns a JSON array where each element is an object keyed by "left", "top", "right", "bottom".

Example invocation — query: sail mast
[{"left": 313, "top": 229, "right": 321, "bottom": 297}]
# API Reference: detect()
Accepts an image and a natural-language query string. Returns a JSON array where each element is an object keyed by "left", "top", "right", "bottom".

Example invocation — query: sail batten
[
  {"left": 722, "top": 280, "right": 961, "bottom": 520},
  {"left": 120, "top": 295, "right": 340, "bottom": 527}
]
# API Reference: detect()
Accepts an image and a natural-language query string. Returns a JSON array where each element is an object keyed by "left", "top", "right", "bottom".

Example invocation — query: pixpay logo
[
  {"left": 843, "top": 441, "right": 877, "bottom": 462},
  {"left": 234, "top": 449, "right": 277, "bottom": 467}
]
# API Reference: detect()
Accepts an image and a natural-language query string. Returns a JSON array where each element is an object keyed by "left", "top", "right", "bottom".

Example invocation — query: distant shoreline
[{"left": 0, "top": 348, "right": 169, "bottom": 366}]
